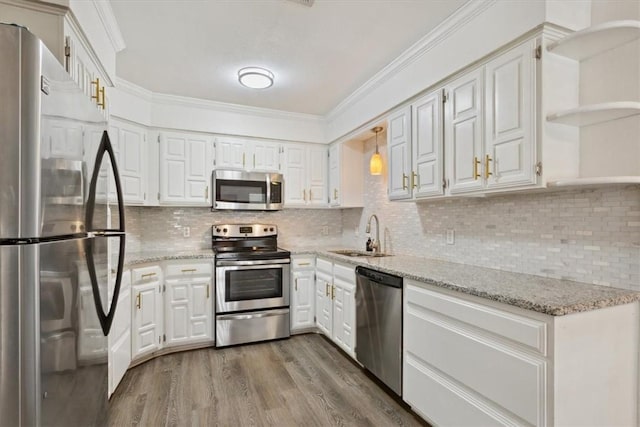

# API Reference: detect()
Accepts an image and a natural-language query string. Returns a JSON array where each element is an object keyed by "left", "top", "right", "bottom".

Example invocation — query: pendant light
[{"left": 369, "top": 126, "right": 383, "bottom": 175}]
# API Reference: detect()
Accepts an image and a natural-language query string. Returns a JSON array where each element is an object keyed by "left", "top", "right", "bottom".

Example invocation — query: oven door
[{"left": 215, "top": 259, "right": 290, "bottom": 313}]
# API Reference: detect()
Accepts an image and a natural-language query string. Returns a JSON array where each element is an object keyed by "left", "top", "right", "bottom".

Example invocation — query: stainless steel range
[{"left": 212, "top": 224, "right": 291, "bottom": 347}]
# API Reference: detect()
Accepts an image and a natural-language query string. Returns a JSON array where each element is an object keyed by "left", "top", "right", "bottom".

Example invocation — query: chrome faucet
[{"left": 365, "top": 214, "right": 380, "bottom": 253}]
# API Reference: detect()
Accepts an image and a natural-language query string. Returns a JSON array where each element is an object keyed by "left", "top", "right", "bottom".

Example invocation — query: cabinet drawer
[
  {"left": 132, "top": 265, "right": 162, "bottom": 284},
  {"left": 292, "top": 256, "right": 315, "bottom": 270},
  {"left": 406, "top": 283, "right": 547, "bottom": 355},
  {"left": 165, "top": 262, "right": 211, "bottom": 279},
  {"left": 405, "top": 304, "right": 546, "bottom": 426},
  {"left": 316, "top": 258, "right": 332, "bottom": 275},
  {"left": 333, "top": 263, "right": 354, "bottom": 283}
]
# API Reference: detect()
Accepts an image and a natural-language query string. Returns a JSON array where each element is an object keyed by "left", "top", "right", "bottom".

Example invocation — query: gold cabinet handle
[
  {"left": 181, "top": 268, "right": 197, "bottom": 273},
  {"left": 142, "top": 272, "right": 157, "bottom": 278},
  {"left": 411, "top": 171, "right": 418, "bottom": 189},
  {"left": 206, "top": 285, "right": 210, "bottom": 299},
  {"left": 91, "top": 78, "right": 100, "bottom": 102},
  {"left": 485, "top": 154, "right": 493, "bottom": 179},
  {"left": 303, "top": 189, "right": 307, "bottom": 201},
  {"left": 98, "top": 86, "right": 105, "bottom": 109},
  {"left": 136, "top": 293, "right": 141, "bottom": 309},
  {"left": 402, "top": 173, "right": 408, "bottom": 190},
  {"left": 295, "top": 278, "right": 298, "bottom": 291},
  {"left": 325, "top": 282, "right": 329, "bottom": 296},
  {"left": 298, "top": 262, "right": 311, "bottom": 266},
  {"left": 331, "top": 284, "right": 335, "bottom": 300},
  {"left": 333, "top": 188, "right": 338, "bottom": 200},
  {"left": 205, "top": 185, "right": 209, "bottom": 200},
  {"left": 473, "top": 157, "right": 481, "bottom": 180}
]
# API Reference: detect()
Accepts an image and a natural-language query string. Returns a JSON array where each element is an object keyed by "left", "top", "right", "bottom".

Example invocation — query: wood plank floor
[{"left": 106, "top": 334, "right": 429, "bottom": 427}]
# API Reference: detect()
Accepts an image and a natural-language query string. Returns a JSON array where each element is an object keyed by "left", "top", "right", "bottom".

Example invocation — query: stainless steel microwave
[{"left": 211, "top": 170, "right": 284, "bottom": 211}]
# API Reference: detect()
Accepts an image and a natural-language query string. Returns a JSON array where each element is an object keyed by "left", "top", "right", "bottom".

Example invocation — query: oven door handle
[
  {"left": 217, "top": 309, "right": 289, "bottom": 321},
  {"left": 216, "top": 259, "right": 290, "bottom": 267}
]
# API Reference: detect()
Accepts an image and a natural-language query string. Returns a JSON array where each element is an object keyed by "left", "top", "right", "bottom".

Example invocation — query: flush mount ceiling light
[
  {"left": 238, "top": 67, "right": 274, "bottom": 89},
  {"left": 369, "top": 126, "right": 383, "bottom": 175}
]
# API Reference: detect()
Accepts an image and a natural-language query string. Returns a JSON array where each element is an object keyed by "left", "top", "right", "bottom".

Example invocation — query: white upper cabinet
[
  {"left": 412, "top": 90, "right": 444, "bottom": 198},
  {"left": 214, "top": 137, "right": 281, "bottom": 172},
  {"left": 484, "top": 39, "right": 537, "bottom": 189},
  {"left": 445, "top": 68, "right": 485, "bottom": 195},
  {"left": 283, "top": 143, "right": 328, "bottom": 207},
  {"left": 328, "top": 140, "right": 364, "bottom": 207},
  {"left": 387, "top": 107, "right": 412, "bottom": 200},
  {"left": 159, "top": 131, "right": 213, "bottom": 206},
  {"left": 108, "top": 119, "right": 147, "bottom": 205}
]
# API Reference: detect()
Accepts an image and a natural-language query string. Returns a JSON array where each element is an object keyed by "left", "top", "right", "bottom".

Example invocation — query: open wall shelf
[
  {"left": 547, "top": 102, "right": 640, "bottom": 126},
  {"left": 547, "top": 20, "right": 640, "bottom": 60}
]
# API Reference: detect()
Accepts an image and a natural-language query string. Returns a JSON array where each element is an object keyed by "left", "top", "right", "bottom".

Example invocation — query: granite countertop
[
  {"left": 124, "top": 249, "right": 214, "bottom": 267},
  {"left": 286, "top": 247, "right": 640, "bottom": 316}
]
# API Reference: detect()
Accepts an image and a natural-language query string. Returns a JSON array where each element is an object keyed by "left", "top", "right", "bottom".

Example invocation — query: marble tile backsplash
[
  {"left": 342, "top": 135, "right": 640, "bottom": 291},
  {"left": 125, "top": 135, "right": 640, "bottom": 292}
]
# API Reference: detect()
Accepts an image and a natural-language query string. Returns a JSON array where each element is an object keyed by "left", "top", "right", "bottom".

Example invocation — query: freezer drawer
[{"left": 216, "top": 309, "right": 290, "bottom": 347}]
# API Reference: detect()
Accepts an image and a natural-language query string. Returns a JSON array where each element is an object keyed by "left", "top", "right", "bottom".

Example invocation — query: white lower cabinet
[
  {"left": 131, "top": 265, "right": 164, "bottom": 359},
  {"left": 108, "top": 270, "right": 131, "bottom": 397},
  {"left": 290, "top": 256, "right": 316, "bottom": 331},
  {"left": 164, "top": 261, "right": 213, "bottom": 346},
  {"left": 314, "top": 257, "right": 356, "bottom": 358},
  {"left": 404, "top": 279, "right": 639, "bottom": 426}
]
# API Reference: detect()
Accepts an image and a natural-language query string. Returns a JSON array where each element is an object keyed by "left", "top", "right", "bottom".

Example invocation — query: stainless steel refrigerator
[{"left": 0, "top": 24, "right": 126, "bottom": 426}]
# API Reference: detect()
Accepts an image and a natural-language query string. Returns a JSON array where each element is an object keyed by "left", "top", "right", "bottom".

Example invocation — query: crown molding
[
  {"left": 151, "top": 91, "right": 325, "bottom": 123},
  {"left": 114, "top": 77, "right": 153, "bottom": 100},
  {"left": 92, "top": 0, "right": 126, "bottom": 52},
  {"left": 0, "top": 0, "right": 67, "bottom": 15},
  {"left": 326, "top": 0, "right": 497, "bottom": 123}
]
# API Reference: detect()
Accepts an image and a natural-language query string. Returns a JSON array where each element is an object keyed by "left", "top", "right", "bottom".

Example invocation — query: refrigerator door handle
[
  {"left": 85, "top": 234, "right": 126, "bottom": 336},
  {"left": 86, "top": 130, "right": 126, "bottom": 233}
]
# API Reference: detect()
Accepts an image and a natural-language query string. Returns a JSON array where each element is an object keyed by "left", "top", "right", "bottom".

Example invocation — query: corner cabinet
[
  {"left": 290, "top": 256, "right": 316, "bottom": 331},
  {"left": 131, "top": 265, "right": 164, "bottom": 360},
  {"left": 387, "top": 107, "right": 412, "bottom": 200},
  {"left": 108, "top": 119, "right": 147, "bottom": 205},
  {"left": 314, "top": 257, "right": 356, "bottom": 358},
  {"left": 328, "top": 140, "right": 364, "bottom": 207},
  {"left": 404, "top": 279, "right": 639, "bottom": 426},
  {"left": 159, "top": 131, "right": 214, "bottom": 206},
  {"left": 283, "top": 143, "right": 328, "bottom": 207}
]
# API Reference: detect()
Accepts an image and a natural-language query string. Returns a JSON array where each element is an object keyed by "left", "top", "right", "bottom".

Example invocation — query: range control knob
[
  {"left": 269, "top": 227, "right": 275, "bottom": 232},
  {"left": 223, "top": 228, "right": 228, "bottom": 233},
  {"left": 263, "top": 228, "right": 268, "bottom": 232},
  {"left": 215, "top": 228, "right": 221, "bottom": 232}
]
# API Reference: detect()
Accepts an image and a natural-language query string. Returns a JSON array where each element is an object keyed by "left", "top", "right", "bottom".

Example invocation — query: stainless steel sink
[{"left": 328, "top": 249, "right": 392, "bottom": 258}]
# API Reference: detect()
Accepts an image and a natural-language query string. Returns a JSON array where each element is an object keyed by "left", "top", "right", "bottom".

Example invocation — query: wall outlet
[
  {"left": 446, "top": 229, "right": 455, "bottom": 245},
  {"left": 321, "top": 226, "right": 329, "bottom": 236},
  {"left": 183, "top": 226, "right": 190, "bottom": 238}
]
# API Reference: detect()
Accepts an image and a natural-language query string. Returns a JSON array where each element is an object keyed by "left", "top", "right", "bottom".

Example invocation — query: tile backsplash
[{"left": 126, "top": 136, "right": 640, "bottom": 292}]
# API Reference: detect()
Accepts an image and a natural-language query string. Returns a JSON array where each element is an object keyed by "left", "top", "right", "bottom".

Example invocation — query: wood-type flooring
[{"left": 106, "top": 334, "right": 428, "bottom": 426}]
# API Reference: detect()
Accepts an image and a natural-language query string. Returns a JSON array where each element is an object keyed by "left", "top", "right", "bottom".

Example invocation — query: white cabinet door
[
  {"left": 251, "top": 141, "right": 281, "bottom": 172},
  {"left": 108, "top": 270, "right": 131, "bottom": 397},
  {"left": 387, "top": 107, "right": 412, "bottom": 200},
  {"left": 445, "top": 68, "right": 484, "bottom": 194},
  {"left": 485, "top": 40, "right": 536, "bottom": 190},
  {"left": 412, "top": 91, "right": 444, "bottom": 198},
  {"left": 132, "top": 280, "right": 163, "bottom": 359},
  {"left": 159, "top": 132, "right": 213, "bottom": 205},
  {"left": 109, "top": 120, "right": 146, "bottom": 205},
  {"left": 328, "top": 144, "right": 340, "bottom": 206},
  {"left": 332, "top": 268, "right": 356, "bottom": 357},
  {"left": 283, "top": 144, "right": 307, "bottom": 206},
  {"left": 292, "top": 270, "right": 315, "bottom": 330},
  {"left": 308, "top": 145, "right": 328, "bottom": 206},
  {"left": 315, "top": 271, "right": 333, "bottom": 337},
  {"left": 215, "top": 138, "right": 246, "bottom": 170},
  {"left": 189, "top": 279, "right": 212, "bottom": 340},
  {"left": 165, "top": 280, "right": 190, "bottom": 347}
]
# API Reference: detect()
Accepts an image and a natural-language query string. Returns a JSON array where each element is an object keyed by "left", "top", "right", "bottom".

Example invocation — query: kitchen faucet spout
[{"left": 366, "top": 214, "right": 380, "bottom": 253}]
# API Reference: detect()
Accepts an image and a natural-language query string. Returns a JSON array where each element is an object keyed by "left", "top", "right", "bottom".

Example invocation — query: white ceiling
[{"left": 110, "top": 0, "right": 468, "bottom": 116}]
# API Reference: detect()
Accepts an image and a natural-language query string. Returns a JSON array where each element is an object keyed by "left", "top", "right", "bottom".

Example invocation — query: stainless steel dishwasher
[{"left": 355, "top": 266, "right": 403, "bottom": 396}]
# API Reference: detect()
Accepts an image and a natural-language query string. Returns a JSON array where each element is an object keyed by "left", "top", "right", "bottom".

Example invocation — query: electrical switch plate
[
  {"left": 183, "top": 227, "right": 190, "bottom": 238},
  {"left": 446, "top": 229, "right": 455, "bottom": 245}
]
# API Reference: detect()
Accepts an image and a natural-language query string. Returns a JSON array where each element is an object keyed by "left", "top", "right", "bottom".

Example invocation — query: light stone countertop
[
  {"left": 123, "top": 247, "right": 640, "bottom": 316},
  {"left": 287, "top": 247, "right": 640, "bottom": 316}
]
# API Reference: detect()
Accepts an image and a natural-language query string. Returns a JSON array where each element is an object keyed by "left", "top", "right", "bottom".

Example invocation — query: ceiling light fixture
[
  {"left": 369, "top": 126, "right": 383, "bottom": 175},
  {"left": 238, "top": 67, "right": 274, "bottom": 89}
]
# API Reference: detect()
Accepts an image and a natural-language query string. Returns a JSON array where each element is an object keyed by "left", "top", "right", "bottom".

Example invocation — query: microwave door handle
[
  {"left": 85, "top": 130, "right": 126, "bottom": 233},
  {"left": 84, "top": 235, "right": 126, "bottom": 336}
]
